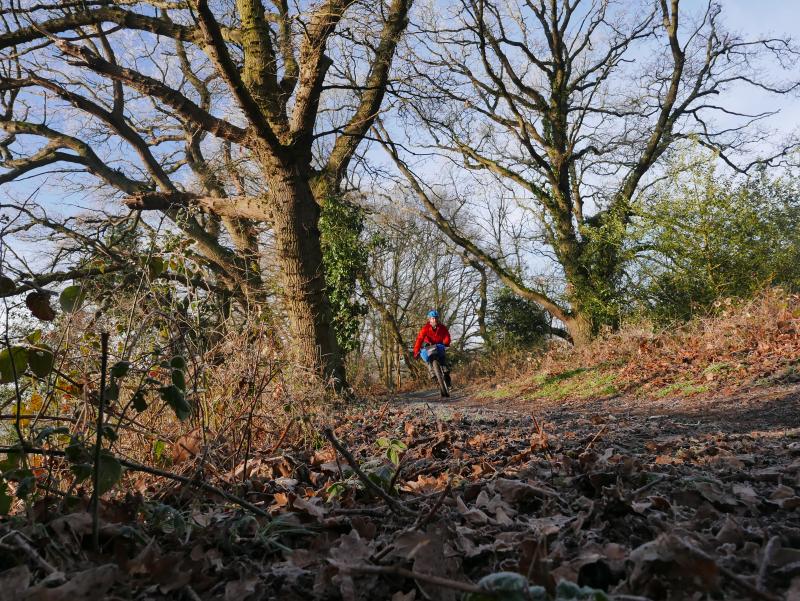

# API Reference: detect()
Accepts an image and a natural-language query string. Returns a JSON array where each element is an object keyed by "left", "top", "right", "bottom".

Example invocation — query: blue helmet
[{"left": 427, "top": 310, "right": 439, "bottom": 319}]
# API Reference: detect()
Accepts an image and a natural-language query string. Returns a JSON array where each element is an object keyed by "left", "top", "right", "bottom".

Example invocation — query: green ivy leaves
[{"left": 320, "top": 196, "right": 369, "bottom": 353}]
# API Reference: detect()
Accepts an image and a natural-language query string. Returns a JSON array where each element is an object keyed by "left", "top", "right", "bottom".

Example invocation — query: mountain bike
[{"left": 421, "top": 342, "right": 451, "bottom": 398}]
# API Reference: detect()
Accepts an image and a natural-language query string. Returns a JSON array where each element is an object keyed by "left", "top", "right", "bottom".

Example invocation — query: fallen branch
[
  {"left": 322, "top": 427, "right": 415, "bottom": 516},
  {"left": 0, "top": 530, "right": 58, "bottom": 574},
  {"left": 626, "top": 474, "right": 667, "bottom": 501},
  {"left": 0, "top": 445, "right": 269, "bottom": 518},
  {"left": 583, "top": 423, "right": 608, "bottom": 454},
  {"left": 413, "top": 479, "right": 452, "bottom": 531}
]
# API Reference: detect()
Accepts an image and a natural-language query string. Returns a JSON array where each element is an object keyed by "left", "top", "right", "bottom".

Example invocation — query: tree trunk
[
  {"left": 563, "top": 312, "right": 593, "bottom": 347},
  {"left": 267, "top": 166, "right": 345, "bottom": 386}
]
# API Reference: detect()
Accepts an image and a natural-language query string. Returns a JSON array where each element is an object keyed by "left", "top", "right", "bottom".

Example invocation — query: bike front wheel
[{"left": 432, "top": 359, "right": 450, "bottom": 398}]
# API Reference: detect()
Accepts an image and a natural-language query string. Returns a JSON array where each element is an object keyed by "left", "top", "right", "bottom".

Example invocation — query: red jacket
[{"left": 413, "top": 323, "right": 451, "bottom": 357}]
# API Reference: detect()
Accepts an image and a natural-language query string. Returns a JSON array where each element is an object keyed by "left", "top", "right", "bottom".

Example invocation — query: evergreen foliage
[{"left": 631, "top": 152, "right": 800, "bottom": 322}]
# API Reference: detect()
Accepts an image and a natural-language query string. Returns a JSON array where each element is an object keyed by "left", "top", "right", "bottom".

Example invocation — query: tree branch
[
  {"left": 125, "top": 191, "right": 272, "bottom": 222},
  {"left": 192, "top": 0, "right": 285, "bottom": 153},
  {"left": 52, "top": 39, "right": 249, "bottom": 144}
]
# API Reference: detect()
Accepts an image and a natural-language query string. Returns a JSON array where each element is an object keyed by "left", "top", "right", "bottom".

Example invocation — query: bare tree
[
  {"left": 0, "top": 0, "right": 413, "bottom": 385},
  {"left": 384, "top": 0, "right": 800, "bottom": 343}
]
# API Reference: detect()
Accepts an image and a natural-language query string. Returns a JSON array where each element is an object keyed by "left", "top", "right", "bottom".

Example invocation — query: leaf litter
[{"left": 0, "top": 388, "right": 799, "bottom": 601}]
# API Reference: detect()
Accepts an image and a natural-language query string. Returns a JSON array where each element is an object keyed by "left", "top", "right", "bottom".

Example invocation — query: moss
[
  {"left": 525, "top": 368, "right": 618, "bottom": 401},
  {"left": 477, "top": 383, "right": 520, "bottom": 400},
  {"left": 702, "top": 362, "right": 731, "bottom": 375},
  {"left": 654, "top": 379, "right": 710, "bottom": 398}
]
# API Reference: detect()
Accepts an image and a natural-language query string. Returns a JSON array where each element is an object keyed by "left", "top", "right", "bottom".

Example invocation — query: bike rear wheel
[{"left": 432, "top": 359, "right": 449, "bottom": 398}]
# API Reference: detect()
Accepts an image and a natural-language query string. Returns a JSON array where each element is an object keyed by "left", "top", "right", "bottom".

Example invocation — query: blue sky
[{"left": 706, "top": 0, "right": 800, "bottom": 127}]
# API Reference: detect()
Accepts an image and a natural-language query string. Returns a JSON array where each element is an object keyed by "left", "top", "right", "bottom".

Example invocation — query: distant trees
[
  {"left": 385, "top": 0, "right": 800, "bottom": 344},
  {"left": 359, "top": 202, "right": 486, "bottom": 386}
]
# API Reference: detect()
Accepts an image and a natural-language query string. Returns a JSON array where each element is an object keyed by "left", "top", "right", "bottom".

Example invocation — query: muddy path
[{"left": 375, "top": 382, "right": 800, "bottom": 599}]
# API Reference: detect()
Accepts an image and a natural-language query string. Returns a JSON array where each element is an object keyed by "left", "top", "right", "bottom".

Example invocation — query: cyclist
[{"left": 413, "top": 310, "right": 452, "bottom": 384}]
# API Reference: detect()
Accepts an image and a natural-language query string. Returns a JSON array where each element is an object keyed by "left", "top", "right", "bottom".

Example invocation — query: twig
[
  {"left": 626, "top": 474, "right": 667, "bottom": 501},
  {"left": 91, "top": 331, "right": 109, "bottom": 552},
  {"left": 583, "top": 423, "right": 608, "bottom": 454},
  {"left": 757, "top": 536, "right": 780, "bottom": 592},
  {"left": 341, "top": 563, "right": 484, "bottom": 594},
  {"left": 531, "top": 413, "right": 552, "bottom": 458},
  {"left": 241, "top": 396, "right": 257, "bottom": 483},
  {"left": 0, "top": 414, "right": 76, "bottom": 422},
  {"left": 0, "top": 445, "right": 270, "bottom": 518},
  {"left": 375, "top": 401, "right": 390, "bottom": 424},
  {"left": 387, "top": 455, "right": 407, "bottom": 493},
  {"left": 404, "top": 488, "right": 460, "bottom": 506},
  {"left": 268, "top": 418, "right": 294, "bottom": 453},
  {"left": 0, "top": 531, "right": 58, "bottom": 574},
  {"left": 676, "top": 537, "right": 780, "bottom": 601},
  {"left": 322, "top": 427, "right": 415, "bottom": 516},
  {"left": 183, "top": 585, "right": 203, "bottom": 601},
  {"left": 332, "top": 507, "right": 389, "bottom": 517},
  {"left": 414, "top": 480, "right": 452, "bottom": 531}
]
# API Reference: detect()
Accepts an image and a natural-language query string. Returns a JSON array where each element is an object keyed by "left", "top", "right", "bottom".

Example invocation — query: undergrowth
[{"left": 467, "top": 289, "right": 800, "bottom": 404}]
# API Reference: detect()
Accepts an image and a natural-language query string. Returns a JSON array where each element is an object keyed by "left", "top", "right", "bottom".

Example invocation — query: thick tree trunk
[{"left": 267, "top": 166, "right": 345, "bottom": 386}]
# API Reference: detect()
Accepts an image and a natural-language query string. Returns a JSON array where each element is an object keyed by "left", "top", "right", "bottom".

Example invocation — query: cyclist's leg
[
  {"left": 420, "top": 351, "right": 435, "bottom": 379},
  {"left": 427, "top": 361, "right": 436, "bottom": 379}
]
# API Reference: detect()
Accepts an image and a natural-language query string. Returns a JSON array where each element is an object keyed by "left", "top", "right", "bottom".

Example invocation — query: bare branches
[
  {"left": 290, "top": 0, "right": 352, "bottom": 142},
  {"left": 0, "top": 7, "right": 200, "bottom": 50},
  {"left": 388, "top": 0, "right": 800, "bottom": 340},
  {"left": 375, "top": 121, "right": 573, "bottom": 326},
  {"left": 324, "top": 0, "right": 413, "bottom": 184},
  {"left": 233, "top": 0, "right": 287, "bottom": 135},
  {"left": 0, "top": 119, "right": 147, "bottom": 193},
  {"left": 53, "top": 38, "right": 249, "bottom": 144}
]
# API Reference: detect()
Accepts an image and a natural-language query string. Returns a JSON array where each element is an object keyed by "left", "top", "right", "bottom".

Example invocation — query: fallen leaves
[
  {"left": 22, "top": 565, "right": 118, "bottom": 601},
  {"left": 0, "top": 398, "right": 798, "bottom": 600}
]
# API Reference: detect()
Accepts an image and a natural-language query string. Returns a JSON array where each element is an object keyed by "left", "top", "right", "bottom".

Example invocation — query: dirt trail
[{"left": 396, "top": 380, "right": 800, "bottom": 434}]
